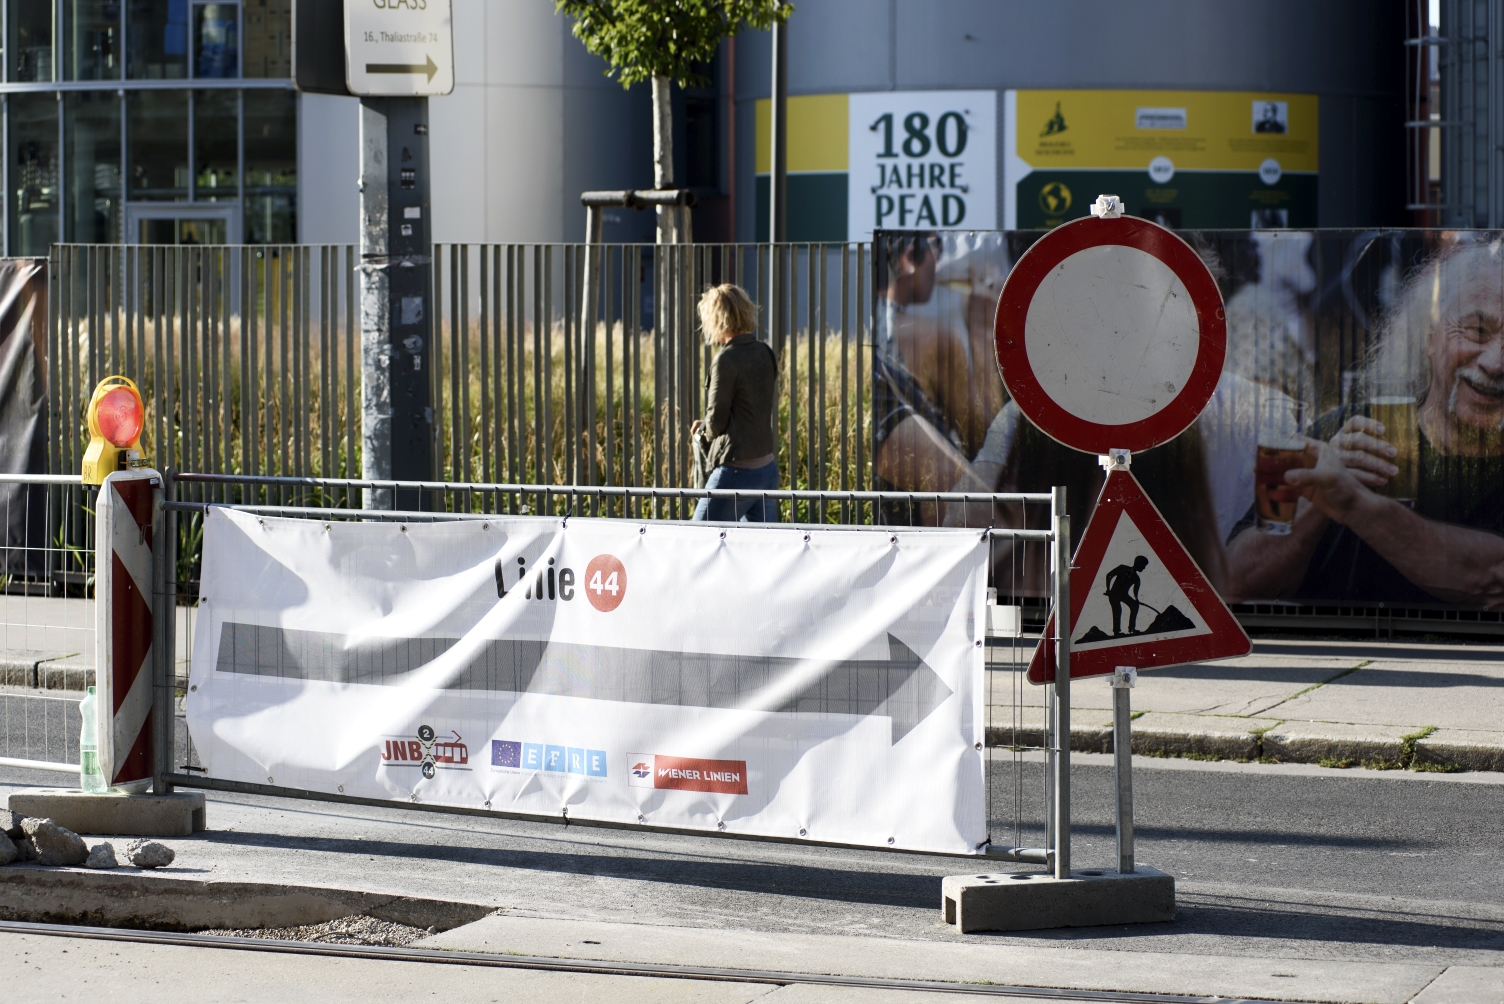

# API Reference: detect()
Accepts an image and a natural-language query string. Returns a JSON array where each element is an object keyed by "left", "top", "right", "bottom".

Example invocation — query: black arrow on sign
[
  {"left": 366, "top": 55, "right": 439, "bottom": 82},
  {"left": 215, "top": 624, "right": 953, "bottom": 745}
]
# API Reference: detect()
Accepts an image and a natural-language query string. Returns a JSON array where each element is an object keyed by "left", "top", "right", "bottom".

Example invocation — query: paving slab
[
  {"left": 419, "top": 914, "right": 1446, "bottom": 1004},
  {"left": 1408, "top": 964, "right": 1504, "bottom": 1003},
  {"left": 0, "top": 930, "right": 774, "bottom": 1004},
  {"left": 1096, "top": 654, "right": 1362, "bottom": 717},
  {"left": 1280, "top": 658, "right": 1504, "bottom": 732}
]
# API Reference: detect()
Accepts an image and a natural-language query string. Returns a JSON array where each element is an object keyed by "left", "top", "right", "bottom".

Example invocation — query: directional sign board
[
  {"left": 1027, "top": 468, "right": 1250, "bottom": 683},
  {"left": 344, "top": 0, "right": 455, "bottom": 97},
  {"left": 994, "top": 211, "right": 1226, "bottom": 455}
]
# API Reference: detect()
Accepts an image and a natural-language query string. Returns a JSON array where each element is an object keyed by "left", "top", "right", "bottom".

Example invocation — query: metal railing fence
[
  {"left": 153, "top": 473, "right": 1068, "bottom": 866},
  {"left": 433, "top": 242, "right": 873, "bottom": 502},
  {"left": 49, "top": 244, "right": 361, "bottom": 495},
  {"left": 48, "top": 242, "right": 874, "bottom": 508}
]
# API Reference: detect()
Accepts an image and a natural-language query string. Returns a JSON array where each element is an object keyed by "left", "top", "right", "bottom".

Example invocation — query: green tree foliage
[{"left": 556, "top": 0, "right": 792, "bottom": 89}]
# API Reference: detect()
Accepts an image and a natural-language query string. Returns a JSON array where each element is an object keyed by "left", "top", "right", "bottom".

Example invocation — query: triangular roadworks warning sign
[{"left": 1027, "top": 468, "right": 1250, "bottom": 684}]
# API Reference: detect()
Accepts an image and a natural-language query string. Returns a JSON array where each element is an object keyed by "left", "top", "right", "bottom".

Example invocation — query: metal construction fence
[
  {"left": 0, "top": 474, "right": 93, "bottom": 773},
  {"left": 47, "top": 242, "right": 874, "bottom": 503},
  {"left": 153, "top": 474, "right": 1073, "bottom": 868},
  {"left": 0, "top": 469, "right": 1092, "bottom": 871}
]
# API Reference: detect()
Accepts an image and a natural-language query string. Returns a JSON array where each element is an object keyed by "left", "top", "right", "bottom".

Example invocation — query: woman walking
[{"left": 691, "top": 284, "right": 780, "bottom": 521}]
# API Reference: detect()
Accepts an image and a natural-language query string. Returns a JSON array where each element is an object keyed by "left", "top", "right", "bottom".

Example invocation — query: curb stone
[
  {"left": 984, "top": 719, "right": 1504, "bottom": 772},
  {"left": 1259, "top": 722, "right": 1413, "bottom": 766},
  {"left": 1413, "top": 732, "right": 1504, "bottom": 772}
]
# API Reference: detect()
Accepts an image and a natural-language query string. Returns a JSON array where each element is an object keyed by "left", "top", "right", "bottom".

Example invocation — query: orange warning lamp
[{"left": 81, "top": 376, "right": 147, "bottom": 485}]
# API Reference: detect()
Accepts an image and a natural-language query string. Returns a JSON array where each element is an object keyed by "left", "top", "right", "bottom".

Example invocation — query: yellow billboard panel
[
  {"left": 755, "top": 94, "right": 849, "bottom": 174},
  {"left": 1014, "top": 90, "right": 1318, "bottom": 173}
]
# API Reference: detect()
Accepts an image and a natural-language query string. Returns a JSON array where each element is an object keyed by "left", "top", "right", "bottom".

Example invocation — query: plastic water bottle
[{"left": 79, "top": 686, "right": 107, "bottom": 794}]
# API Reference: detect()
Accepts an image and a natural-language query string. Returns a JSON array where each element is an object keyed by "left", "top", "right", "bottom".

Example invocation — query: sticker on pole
[
  {"left": 1027, "top": 467, "right": 1249, "bottom": 683},
  {"left": 994, "top": 203, "right": 1226, "bottom": 454},
  {"left": 344, "top": 0, "right": 455, "bottom": 97}
]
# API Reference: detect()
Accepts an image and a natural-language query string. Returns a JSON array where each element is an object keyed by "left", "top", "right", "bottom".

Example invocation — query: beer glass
[
  {"left": 1367, "top": 377, "right": 1419, "bottom": 503},
  {"left": 1255, "top": 398, "right": 1309, "bottom": 535}
]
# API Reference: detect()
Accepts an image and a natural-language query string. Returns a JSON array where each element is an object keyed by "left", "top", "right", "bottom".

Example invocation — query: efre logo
[{"left": 583, "top": 554, "right": 627, "bottom": 612}]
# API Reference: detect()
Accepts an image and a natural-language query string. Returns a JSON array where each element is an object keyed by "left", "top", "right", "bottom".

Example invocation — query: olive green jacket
[{"left": 702, "top": 334, "right": 778, "bottom": 466}]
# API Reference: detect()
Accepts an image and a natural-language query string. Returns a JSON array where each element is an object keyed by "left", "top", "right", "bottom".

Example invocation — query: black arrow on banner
[
  {"left": 366, "top": 55, "right": 439, "bottom": 82},
  {"left": 215, "top": 624, "right": 953, "bottom": 745}
]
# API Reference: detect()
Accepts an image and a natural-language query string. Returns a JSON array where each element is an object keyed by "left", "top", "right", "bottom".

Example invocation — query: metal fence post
[
  {"left": 1051, "top": 485, "right": 1070, "bottom": 878},
  {"left": 152, "top": 470, "right": 175, "bottom": 792},
  {"left": 1113, "top": 665, "right": 1137, "bottom": 874}
]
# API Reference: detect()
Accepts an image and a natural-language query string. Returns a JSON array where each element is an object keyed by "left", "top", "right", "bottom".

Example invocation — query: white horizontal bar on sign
[
  {"left": 0, "top": 757, "right": 81, "bottom": 773},
  {"left": 987, "top": 605, "right": 1022, "bottom": 639},
  {"left": 0, "top": 474, "right": 83, "bottom": 485}
]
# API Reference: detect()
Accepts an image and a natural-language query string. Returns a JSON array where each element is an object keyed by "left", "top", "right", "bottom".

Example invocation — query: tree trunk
[{"left": 651, "top": 74, "right": 679, "bottom": 244}]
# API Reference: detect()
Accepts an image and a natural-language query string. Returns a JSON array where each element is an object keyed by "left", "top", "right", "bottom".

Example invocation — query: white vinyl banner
[{"left": 187, "top": 512, "right": 990, "bottom": 854}]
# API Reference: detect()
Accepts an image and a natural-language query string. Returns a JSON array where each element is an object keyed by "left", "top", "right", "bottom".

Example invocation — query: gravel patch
[{"left": 197, "top": 915, "right": 434, "bottom": 947}]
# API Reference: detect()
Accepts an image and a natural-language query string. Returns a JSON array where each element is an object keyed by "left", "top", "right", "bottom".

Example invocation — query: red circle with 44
[{"left": 583, "top": 554, "right": 627, "bottom": 612}]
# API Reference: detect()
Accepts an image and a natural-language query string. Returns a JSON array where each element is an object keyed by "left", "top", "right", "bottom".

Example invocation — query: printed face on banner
[
  {"left": 875, "top": 230, "right": 1504, "bottom": 616},
  {"left": 849, "top": 90, "right": 996, "bottom": 240},
  {"left": 187, "top": 512, "right": 990, "bottom": 855}
]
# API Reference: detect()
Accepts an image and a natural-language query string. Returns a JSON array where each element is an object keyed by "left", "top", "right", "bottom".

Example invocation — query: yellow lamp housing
[{"left": 81, "top": 376, "right": 147, "bottom": 486}]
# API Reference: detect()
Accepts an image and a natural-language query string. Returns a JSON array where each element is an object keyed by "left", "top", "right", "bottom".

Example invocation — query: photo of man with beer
[{"left": 1226, "top": 238, "right": 1504, "bottom": 607}]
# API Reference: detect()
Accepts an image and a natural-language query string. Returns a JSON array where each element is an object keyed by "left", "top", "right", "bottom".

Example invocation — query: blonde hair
[{"left": 697, "top": 284, "right": 758, "bottom": 344}]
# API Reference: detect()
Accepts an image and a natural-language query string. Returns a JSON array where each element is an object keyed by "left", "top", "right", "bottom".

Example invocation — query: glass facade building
[{"left": 0, "top": 0, "right": 295, "bottom": 254}]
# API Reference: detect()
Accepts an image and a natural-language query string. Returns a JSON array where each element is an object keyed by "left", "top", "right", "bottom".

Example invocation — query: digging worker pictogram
[{"left": 1104, "top": 556, "right": 1150, "bottom": 636}]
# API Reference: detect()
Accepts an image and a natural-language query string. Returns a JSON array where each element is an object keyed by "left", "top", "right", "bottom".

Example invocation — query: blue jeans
[{"left": 692, "top": 461, "right": 780, "bottom": 522}]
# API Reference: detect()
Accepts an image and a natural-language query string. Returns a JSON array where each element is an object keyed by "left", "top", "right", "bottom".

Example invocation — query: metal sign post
[
  {"left": 1051, "top": 486, "right": 1071, "bottom": 879},
  {"left": 343, "top": 1, "right": 455, "bottom": 508},
  {"left": 940, "top": 194, "right": 1226, "bottom": 932},
  {"left": 1111, "top": 665, "right": 1137, "bottom": 874}
]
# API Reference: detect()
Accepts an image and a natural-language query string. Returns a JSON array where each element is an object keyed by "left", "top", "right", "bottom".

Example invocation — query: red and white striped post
[{"left": 94, "top": 469, "right": 164, "bottom": 793}]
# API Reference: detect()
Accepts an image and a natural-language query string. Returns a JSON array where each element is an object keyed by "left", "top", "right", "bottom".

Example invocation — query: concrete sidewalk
[
  {"left": 2, "top": 763, "right": 1502, "bottom": 1003},
  {"left": 986, "top": 638, "right": 1504, "bottom": 772},
  {"left": 7, "top": 747, "right": 1504, "bottom": 1003},
  {"left": 0, "top": 597, "right": 196, "bottom": 690}
]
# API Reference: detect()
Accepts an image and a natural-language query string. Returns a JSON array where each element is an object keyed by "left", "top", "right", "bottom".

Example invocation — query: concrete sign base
[
  {"left": 942, "top": 867, "right": 1175, "bottom": 933},
  {"left": 8, "top": 788, "right": 206, "bottom": 838}
]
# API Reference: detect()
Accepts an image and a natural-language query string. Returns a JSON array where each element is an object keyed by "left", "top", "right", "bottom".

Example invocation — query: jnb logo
[
  {"left": 492, "top": 740, "right": 607, "bottom": 778},
  {"left": 379, "top": 725, "right": 468, "bottom": 780}
]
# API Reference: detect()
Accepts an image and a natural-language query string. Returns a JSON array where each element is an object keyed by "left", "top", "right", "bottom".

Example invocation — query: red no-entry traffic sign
[
  {"left": 1028, "top": 467, "right": 1250, "bottom": 683},
  {"left": 995, "top": 213, "right": 1226, "bottom": 455}
]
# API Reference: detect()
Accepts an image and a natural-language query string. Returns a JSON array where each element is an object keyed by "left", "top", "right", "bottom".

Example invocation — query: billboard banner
[
  {"left": 874, "top": 228, "right": 1504, "bottom": 613},
  {"left": 1003, "top": 90, "right": 1319, "bottom": 230},
  {"left": 187, "top": 509, "right": 990, "bottom": 855},
  {"left": 754, "top": 90, "right": 997, "bottom": 242}
]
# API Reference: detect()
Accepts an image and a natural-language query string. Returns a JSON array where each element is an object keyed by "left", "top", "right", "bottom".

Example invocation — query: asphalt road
[{"left": 7, "top": 755, "right": 1499, "bottom": 968}]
